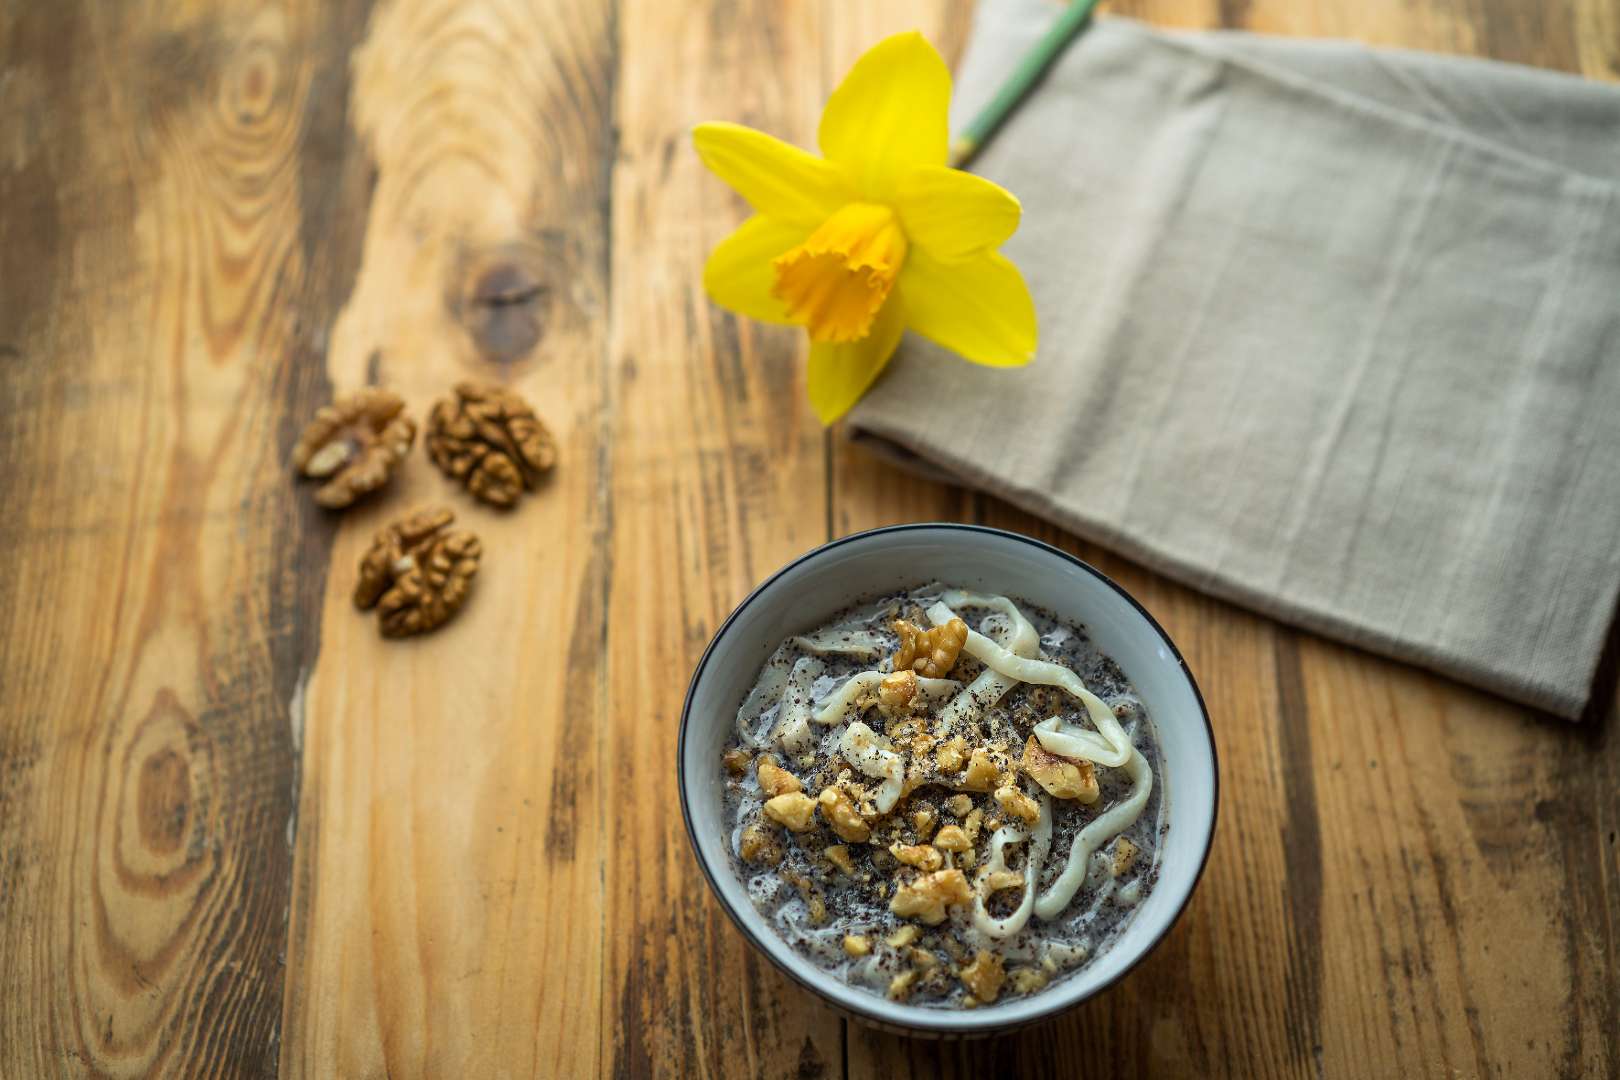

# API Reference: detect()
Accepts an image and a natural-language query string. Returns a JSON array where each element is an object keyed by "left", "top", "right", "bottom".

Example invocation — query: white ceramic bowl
[{"left": 677, "top": 524, "right": 1218, "bottom": 1036}]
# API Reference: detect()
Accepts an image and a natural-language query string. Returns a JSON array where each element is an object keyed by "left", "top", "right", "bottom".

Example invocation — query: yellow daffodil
[{"left": 693, "top": 31, "right": 1037, "bottom": 424}]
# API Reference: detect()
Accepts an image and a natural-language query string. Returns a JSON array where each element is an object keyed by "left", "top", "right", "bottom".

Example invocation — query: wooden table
[{"left": 3, "top": 0, "right": 1616, "bottom": 1076}]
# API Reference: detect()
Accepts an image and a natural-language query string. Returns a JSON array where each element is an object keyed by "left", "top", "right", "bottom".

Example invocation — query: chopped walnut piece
[
  {"left": 935, "top": 738, "right": 968, "bottom": 774},
  {"left": 817, "top": 787, "right": 871, "bottom": 843},
  {"left": 292, "top": 388, "right": 416, "bottom": 509},
  {"left": 890, "top": 843, "right": 944, "bottom": 872},
  {"left": 891, "top": 617, "right": 969, "bottom": 678},
  {"left": 983, "top": 870, "right": 1024, "bottom": 893},
  {"left": 1022, "top": 736, "right": 1099, "bottom": 802},
  {"left": 912, "top": 806, "right": 938, "bottom": 840},
  {"left": 944, "top": 794, "right": 973, "bottom": 818},
  {"left": 763, "top": 792, "right": 817, "bottom": 832},
  {"left": 807, "top": 896, "right": 828, "bottom": 924},
  {"left": 878, "top": 669, "right": 919, "bottom": 713},
  {"left": 932, "top": 825, "right": 970, "bottom": 852},
  {"left": 426, "top": 381, "right": 557, "bottom": 507},
  {"left": 739, "top": 822, "right": 782, "bottom": 865},
  {"left": 889, "top": 869, "right": 973, "bottom": 925},
  {"left": 959, "top": 950, "right": 1007, "bottom": 1004},
  {"left": 722, "top": 748, "right": 751, "bottom": 775},
  {"left": 1008, "top": 967, "right": 1050, "bottom": 995},
  {"left": 962, "top": 808, "right": 984, "bottom": 843},
  {"left": 887, "top": 970, "right": 917, "bottom": 1001},
  {"left": 961, "top": 750, "right": 999, "bottom": 791},
  {"left": 994, "top": 784, "right": 1041, "bottom": 825},
  {"left": 843, "top": 934, "right": 872, "bottom": 957},
  {"left": 756, "top": 755, "right": 802, "bottom": 797},
  {"left": 1112, "top": 837, "right": 1141, "bottom": 877},
  {"left": 824, "top": 845, "right": 855, "bottom": 875},
  {"left": 885, "top": 925, "right": 920, "bottom": 949},
  {"left": 909, "top": 948, "right": 938, "bottom": 970},
  {"left": 353, "top": 507, "right": 482, "bottom": 637}
]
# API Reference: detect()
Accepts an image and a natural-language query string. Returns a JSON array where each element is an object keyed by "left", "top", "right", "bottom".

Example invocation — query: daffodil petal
[
  {"left": 896, "top": 166, "right": 1021, "bottom": 262},
  {"left": 818, "top": 32, "right": 950, "bottom": 200},
  {"left": 693, "top": 122, "right": 853, "bottom": 227},
  {"left": 807, "top": 297, "right": 906, "bottom": 424},
  {"left": 704, "top": 216, "right": 807, "bottom": 325},
  {"left": 900, "top": 250, "right": 1036, "bottom": 367}
]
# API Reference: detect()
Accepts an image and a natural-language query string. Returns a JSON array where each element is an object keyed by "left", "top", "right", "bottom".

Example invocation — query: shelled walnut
[
  {"left": 817, "top": 786, "right": 871, "bottom": 843},
  {"left": 889, "top": 869, "right": 972, "bottom": 925},
  {"left": 824, "top": 846, "right": 855, "bottom": 875},
  {"left": 755, "top": 755, "right": 802, "bottom": 797},
  {"left": 1021, "top": 735, "right": 1099, "bottom": 803},
  {"left": 890, "top": 843, "right": 944, "bottom": 872},
  {"left": 959, "top": 950, "right": 1006, "bottom": 1004},
  {"left": 961, "top": 749, "right": 1000, "bottom": 791},
  {"left": 983, "top": 869, "right": 1023, "bottom": 893},
  {"left": 877, "top": 669, "right": 919, "bottom": 713},
  {"left": 1112, "top": 837, "right": 1141, "bottom": 877},
  {"left": 426, "top": 381, "right": 557, "bottom": 507},
  {"left": 739, "top": 823, "right": 782, "bottom": 865},
  {"left": 993, "top": 784, "right": 1041, "bottom": 825},
  {"left": 891, "top": 617, "right": 968, "bottom": 678},
  {"left": 291, "top": 388, "right": 416, "bottom": 508},
  {"left": 763, "top": 792, "right": 817, "bottom": 832},
  {"left": 353, "top": 507, "right": 482, "bottom": 638}
]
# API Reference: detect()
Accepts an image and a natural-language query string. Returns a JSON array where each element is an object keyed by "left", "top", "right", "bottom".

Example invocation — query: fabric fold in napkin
[{"left": 847, "top": 0, "right": 1620, "bottom": 718}]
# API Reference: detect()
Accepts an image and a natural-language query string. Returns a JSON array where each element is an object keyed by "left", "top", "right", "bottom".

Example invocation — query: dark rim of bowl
[{"left": 675, "top": 523, "right": 1220, "bottom": 1035}]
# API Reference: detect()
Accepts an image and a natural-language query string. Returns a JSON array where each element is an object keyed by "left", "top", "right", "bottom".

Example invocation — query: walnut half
[
  {"left": 354, "top": 507, "right": 482, "bottom": 638},
  {"left": 426, "top": 381, "right": 557, "bottom": 507},
  {"left": 291, "top": 388, "right": 416, "bottom": 508}
]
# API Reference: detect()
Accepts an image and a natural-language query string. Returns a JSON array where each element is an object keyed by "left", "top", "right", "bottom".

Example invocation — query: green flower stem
[{"left": 948, "top": 0, "right": 1103, "bottom": 168}]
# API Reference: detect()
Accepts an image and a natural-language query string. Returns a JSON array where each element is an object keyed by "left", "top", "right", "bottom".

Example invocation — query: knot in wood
[{"left": 463, "top": 259, "right": 548, "bottom": 362}]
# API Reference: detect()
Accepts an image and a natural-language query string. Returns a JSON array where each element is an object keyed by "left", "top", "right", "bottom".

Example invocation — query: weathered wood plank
[
  {"left": 602, "top": 1, "right": 849, "bottom": 1074},
  {"left": 0, "top": 1, "right": 371, "bottom": 1075},
  {"left": 276, "top": 0, "right": 616, "bottom": 1075}
]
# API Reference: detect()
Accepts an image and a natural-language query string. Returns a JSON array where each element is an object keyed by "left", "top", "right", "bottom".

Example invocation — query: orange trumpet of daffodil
[{"left": 693, "top": 31, "right": 1037, "bottom": 424}]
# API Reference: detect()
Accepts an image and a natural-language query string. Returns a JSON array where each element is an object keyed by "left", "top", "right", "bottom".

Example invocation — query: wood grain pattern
[
  {"left": 604, "top": 3, "right": 843, "bottom": 1073},
  {"left": 1, "top": 0, "right": 1616, "bottom": 1077},
  {"left": 276, "top": 0, "right": 615, "bottom": 1075},
  {"left": 0, "top": 1, "right": 365, "bottom": 1074}
]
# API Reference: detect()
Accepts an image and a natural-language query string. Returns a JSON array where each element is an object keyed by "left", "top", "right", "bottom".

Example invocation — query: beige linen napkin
[{"left": 847, "top": 0, "right": 1620, "bottom": 718}]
